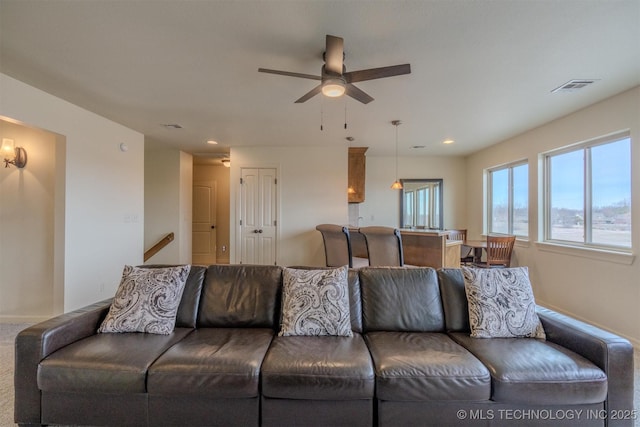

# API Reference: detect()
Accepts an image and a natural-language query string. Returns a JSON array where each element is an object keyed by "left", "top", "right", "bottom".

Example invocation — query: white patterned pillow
[
  {"left": 98, "top": 265, "right": 191, "bottom": 335},
  {"left": 279, "top": 266, "right": 352, "bottom": 337},
  {"left": 462, "top": 267, "right": 545, "bottom": 339}
]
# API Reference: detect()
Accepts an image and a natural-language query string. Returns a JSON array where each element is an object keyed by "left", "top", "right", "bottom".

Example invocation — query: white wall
[
  {"left": 230, "top": 146, "right": 348, "bottom": 266},
  {"left": 144, "top": 146, "right": 192, "bottom": 265},
  {"left": 358, "top": 155, "right": 467, "bottom": 229},
  {"left": 0, "top": 73, "right": 144, "bottom": 314},
  {"left": 465, "top": 86, "right": 640, "bottom": 345}
]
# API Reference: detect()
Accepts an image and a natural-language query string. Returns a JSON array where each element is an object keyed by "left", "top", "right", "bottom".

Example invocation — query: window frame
[
  {"left": 486, "top": 160, "right": 529, "bottom": 238},
  {"left": 541, "top": 131, "right": 632, "bottom": 252}
]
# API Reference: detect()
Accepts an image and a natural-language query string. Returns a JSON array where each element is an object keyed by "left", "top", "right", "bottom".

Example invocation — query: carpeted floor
[
  {"left": 1, "top": 323, "right": 26, "bottom": 427},
  {"left": 1, "top": 323, "right": 639, "bottom": 427}
]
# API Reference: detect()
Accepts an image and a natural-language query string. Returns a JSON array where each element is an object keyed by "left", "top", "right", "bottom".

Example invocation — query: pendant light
[{"left": 390, "top": 120, "right": 403, "bottom": 189}]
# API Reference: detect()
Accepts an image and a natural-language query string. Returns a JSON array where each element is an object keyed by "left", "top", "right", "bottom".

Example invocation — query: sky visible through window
[
  {"left": 549, "top": 136, "right": 631, "bottom": 247},
  {"left": 490, "top": 163, "right": 528, "bottom": 237},
  {"left": 551, "top": 139, "right": 630, "bottom": 210}
]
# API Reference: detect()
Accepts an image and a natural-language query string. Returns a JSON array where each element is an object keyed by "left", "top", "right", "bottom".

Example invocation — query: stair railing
[{"left": 144, "top": 232, "right": 175, "bottom": 262}]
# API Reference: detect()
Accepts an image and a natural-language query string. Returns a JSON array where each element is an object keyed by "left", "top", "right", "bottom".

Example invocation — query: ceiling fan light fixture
[{"left": 322, "top": 77, "right": 346, "bottom": 97}]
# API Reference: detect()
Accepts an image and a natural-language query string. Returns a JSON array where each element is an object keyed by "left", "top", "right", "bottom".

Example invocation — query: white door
[
  {"left": 240, "top": 168, "right": 277, "bottom": 265},
  {"left": 192, "top": 180, "right": 217, "bottom": 265}
]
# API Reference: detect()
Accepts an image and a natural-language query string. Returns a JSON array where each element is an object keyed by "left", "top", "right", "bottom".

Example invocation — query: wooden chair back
[
  {"left": 485, "top": 235, "right": 516, "bottom": 267},
  {"left": 315, "top": 224, "right": 353, "bottom": 268},
  {"left": 446, "top": 229, "right": 467, "bottom": 242},
  {"left": 359, "top": 226, "right": 404, "bottom": 266},
  {"left": 446, "top": 229, "right": 474, "bottom": 264}
]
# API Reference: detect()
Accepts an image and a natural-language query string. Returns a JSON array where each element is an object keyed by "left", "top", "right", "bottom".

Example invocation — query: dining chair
[
  {"left": 315, "top": 224, "right": 354, "bottom": 268},
  {"left": 358, "top": 226, "right": 404, "bottom": 266},
  {"left": 473, "top": 234, "right": 516, "bottom": 268},
  {"left": 446, "top": 229, "right": 474, "bottom": 265}
]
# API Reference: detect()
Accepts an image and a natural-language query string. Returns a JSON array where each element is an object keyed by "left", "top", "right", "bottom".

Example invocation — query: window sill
[{"left": 535, "top": 241, "right": 635, "bottom": 265}]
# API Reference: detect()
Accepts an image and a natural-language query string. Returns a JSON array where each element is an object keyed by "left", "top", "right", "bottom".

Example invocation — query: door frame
[{"left": 232, "top": 164, "right": 280, "bottom": 265}]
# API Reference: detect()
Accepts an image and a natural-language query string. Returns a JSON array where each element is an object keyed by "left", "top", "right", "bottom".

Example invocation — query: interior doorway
[{"left": 192, "top": 157, "right": 231, "bottom": 264}]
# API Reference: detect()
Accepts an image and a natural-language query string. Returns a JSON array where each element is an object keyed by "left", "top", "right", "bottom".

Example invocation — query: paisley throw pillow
[
  {"left": 98, "top": 265, "right": 191, "bottom": 335},
  {"left": 279, "top": 266, "right": 352, "bottom": 337},
  {"left": 462, "top": 266, "right": 545, "bottom": 339}
]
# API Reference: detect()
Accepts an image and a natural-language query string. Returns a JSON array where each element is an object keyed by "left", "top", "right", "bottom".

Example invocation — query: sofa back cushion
[
  {"left": 175, "top": 265, "right": 206, "bottom": 328},
  {"left": 360, "top": 267, "right": 445, "bottom": 332},
  {"left": 437, "top": 268, "right": 471, "bottom": 333},
  {"left": 197, "top": 264, "right": 282, "bottom": 328}
]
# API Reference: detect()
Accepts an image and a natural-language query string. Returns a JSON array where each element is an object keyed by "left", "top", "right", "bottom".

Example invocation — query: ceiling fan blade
[
  {"left": 345, "top": 84, "right": 374, "bottom": 104},
  {"left": 258, "top": 68, "right": 321, "bottom": 80},
  {"left": 344, "top": 64, "right": 411, "bottom": 83},
  {"left": 294, "top": 85, "right": 323, "bottom": 103},
  {"left": 324, "top": 35, "right": 344, "bottom": 75}
]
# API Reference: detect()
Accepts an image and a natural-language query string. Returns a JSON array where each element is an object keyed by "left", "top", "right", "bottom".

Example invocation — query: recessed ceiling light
[
  {"left": 207, "top": 140, "right": 218, "bottom": 145},
  {"left": 443, "top": 139, "right": 454, "bottom": 144}
]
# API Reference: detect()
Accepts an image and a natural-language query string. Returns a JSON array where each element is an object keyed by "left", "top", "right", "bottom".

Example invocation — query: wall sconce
[
  {"left": 1, "top": 138, "right": 27, "bottom": 168},
  {"left": 221, "top": 159, "right": 231, "bottom": 168}
]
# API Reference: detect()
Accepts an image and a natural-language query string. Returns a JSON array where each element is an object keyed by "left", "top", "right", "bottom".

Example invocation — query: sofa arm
[
  {"left": 14, "top": 298, "right": 112, "bottom": 425},
  {"left": 537, "top": 306, "right": 635, "bottom": 427}
]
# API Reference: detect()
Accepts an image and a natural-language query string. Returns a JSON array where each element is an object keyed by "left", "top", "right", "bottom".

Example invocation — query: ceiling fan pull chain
[
  {"left": 320, "top": 98, "right": 324, "bottom": 131},
  {"left": 344, "top": 100, "right": 348, "bottom": 130}
]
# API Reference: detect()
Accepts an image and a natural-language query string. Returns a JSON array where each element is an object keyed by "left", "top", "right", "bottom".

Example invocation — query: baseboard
[
  {"left": 0, "top": 314, "right": 49, "bottom": 324},
  {"left": 538, "top": 299, "right": 640, "bottom": 349}
]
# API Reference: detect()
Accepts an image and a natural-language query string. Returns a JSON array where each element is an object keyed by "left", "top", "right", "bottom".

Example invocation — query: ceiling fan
[{"left": 258, "top": 35, "right": 411, "bottom": 104}]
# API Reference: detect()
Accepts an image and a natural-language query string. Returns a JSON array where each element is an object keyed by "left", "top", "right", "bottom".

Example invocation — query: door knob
[{"left": 211, "top": 225, "right": 216, "bottom": 229}]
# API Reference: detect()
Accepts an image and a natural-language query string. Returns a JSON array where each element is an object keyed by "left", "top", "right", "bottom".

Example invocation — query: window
[
  {"left": 487, "top": 161, "right": 529, "bottom": 237},
  {"left": 543, "top": 132, "right": 631, "bottom": 249}
]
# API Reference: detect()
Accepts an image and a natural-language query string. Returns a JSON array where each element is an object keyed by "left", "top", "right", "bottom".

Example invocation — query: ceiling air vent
[
  {"left": 551, "top": 79, "right": 599, "bottom": 93},
  {"left": 162, "top": 123, "right": 183, "bottom": 129}
]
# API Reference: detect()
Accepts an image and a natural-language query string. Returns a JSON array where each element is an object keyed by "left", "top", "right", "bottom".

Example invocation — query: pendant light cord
[{"left": 395, "top": 123, "right": 398, "bottom": 180}]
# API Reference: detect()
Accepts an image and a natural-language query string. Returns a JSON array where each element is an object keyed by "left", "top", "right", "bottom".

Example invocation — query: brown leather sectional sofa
[{"left": 15, "top": 265, "right": 634, "bottom": 426}]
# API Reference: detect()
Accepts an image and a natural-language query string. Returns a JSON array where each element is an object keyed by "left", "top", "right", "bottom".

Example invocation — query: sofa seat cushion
[
  {"left": 450, "top": 332, "right": 608, "bottom": 405},
  {"left": 365, "top": 332, "right": 491, "bottom": 401},
  {"left": 261, "top": 334, "right": 374, "bottom": 400},
  {"left": 37, "top": 328, "right": 192, "bottom": 393},
  {"left": 147, "top": 328, "right": 274, "bottom": 398}
]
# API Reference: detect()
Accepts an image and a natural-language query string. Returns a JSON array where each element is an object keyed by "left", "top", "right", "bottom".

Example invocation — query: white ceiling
[{"left": 1, "top": 0, "right": 638, "bottom": 158}]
